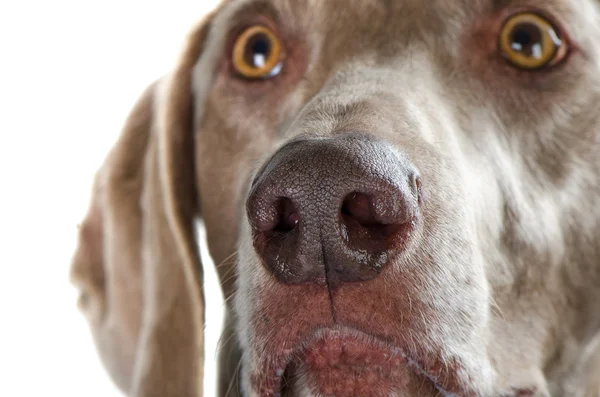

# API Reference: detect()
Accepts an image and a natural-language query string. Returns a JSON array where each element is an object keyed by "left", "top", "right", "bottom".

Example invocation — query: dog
[{"left": 70, "top": 0, "right": 600, "bottom": 396}]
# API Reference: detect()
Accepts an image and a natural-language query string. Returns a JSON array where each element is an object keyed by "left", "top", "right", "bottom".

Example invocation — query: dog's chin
[{"left": 279, "top": 330, "right": 441, "bottom": 397}]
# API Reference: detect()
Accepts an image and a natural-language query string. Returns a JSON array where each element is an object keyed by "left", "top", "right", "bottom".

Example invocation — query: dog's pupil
[
  {"left": 245, "top": 33, "right": 272, "bottom": 68},
  {"left": 510, "top": 23, "right": 543, "bottom": 59}
]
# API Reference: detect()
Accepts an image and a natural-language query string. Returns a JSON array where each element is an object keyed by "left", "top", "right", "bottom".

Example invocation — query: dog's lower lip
[
  {"left": 263, "top": 327, "right": 446, "bottom": 397},
  {"left": 284, "top": 331, "right": 410, "bottom": 397}
]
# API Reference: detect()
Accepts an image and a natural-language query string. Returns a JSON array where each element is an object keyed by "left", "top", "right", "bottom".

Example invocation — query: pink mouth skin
[
  {"left": 285, "top": 330, "right": 413, "bottom": 397},
  {"left": 252, "top": 327, "right": 444, "bottom": 397}
]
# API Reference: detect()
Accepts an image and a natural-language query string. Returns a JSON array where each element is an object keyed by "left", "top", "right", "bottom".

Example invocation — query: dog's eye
[
  {"left": 498, "top": 12, "right": 568, "bottom": 70},
  {"left": 232, "top": 25, "right": 283, "bottom": 79}
]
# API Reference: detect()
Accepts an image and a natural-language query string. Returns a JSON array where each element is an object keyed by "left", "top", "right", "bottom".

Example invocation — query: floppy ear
[{"left": 70, "top": 10, "right": 220, "bottom": 397}]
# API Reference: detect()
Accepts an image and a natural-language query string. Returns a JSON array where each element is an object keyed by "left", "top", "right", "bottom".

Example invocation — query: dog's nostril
[
  {"left": 341, "top": 192, "right": 378, "bottom": 227},
  {"left": 275, "top": 197, "right": 300, "bottom": 232},
  {"left": 340, "top": 186, "right": 417, "bottom": 255}
]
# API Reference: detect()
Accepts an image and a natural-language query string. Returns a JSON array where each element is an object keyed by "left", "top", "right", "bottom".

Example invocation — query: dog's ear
[{"left": 70, "top": 9, "right": 220, "bottom": 397}]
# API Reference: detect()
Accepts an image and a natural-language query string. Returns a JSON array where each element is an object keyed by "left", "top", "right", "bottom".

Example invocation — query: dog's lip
[
  {"left": 256, "top": 326, "right": 453, "bottom": 397},
  {"left": 251, "top": 326, "right": 539, "bottom": 397}
]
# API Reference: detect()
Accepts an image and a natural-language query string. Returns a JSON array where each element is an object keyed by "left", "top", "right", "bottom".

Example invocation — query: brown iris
[
  {"left": 232, "top": 25, "right": 283, "bottom": 79},
  {"left": 499, "top": 12, "right": 568, "bottom": 70}
]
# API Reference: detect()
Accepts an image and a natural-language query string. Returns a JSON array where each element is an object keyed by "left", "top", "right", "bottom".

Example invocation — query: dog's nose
[{"left": 246, "top": 135, "right": 421, "bottom": 287}]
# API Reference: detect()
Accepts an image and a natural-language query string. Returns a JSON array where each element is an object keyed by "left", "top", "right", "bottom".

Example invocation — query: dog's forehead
[
  {"left": 221, "top": 0, "right": 460, "bottom": 41},
  {"left": 218, "top": 0, "right": 597, "bottom": 33},
  {"left": 213, "top": 0, "right": 600, "bottom": 70}
]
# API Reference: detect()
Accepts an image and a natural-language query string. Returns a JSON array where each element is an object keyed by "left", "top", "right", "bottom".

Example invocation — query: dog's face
[
  {"left": 188, "top": 0, "right": 600, "bottom": 396},
  {"left": 72, "top": 0, "right": 600, "bottom": 396},
  {"left": 187, "top": 0, "right": 600, "bottom": 395}
]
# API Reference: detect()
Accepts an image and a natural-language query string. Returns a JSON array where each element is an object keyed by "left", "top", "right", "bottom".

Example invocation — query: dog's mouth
[
  {"left": 262, "top": 328, "right": 443, "bottom": 397},
  {"left": 283, "top": 331, "right": 416, "bottom": 397}
]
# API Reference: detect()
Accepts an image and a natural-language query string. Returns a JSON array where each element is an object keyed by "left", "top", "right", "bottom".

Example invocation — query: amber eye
[
  {"left": 232, "top": 25, "right": 283, "bottom": 79},
  {"left": 499, "top": 12, "right": 568, "bottom": 70}
]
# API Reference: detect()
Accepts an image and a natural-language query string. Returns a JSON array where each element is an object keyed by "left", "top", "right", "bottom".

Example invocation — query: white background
[{"left": 0, "top": 1, "right": 224, "bottom": 396}]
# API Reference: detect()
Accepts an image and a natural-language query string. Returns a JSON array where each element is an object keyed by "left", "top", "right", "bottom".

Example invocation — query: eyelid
[{"left": 223, "top": 2, "right": 281, "bottom": 44}]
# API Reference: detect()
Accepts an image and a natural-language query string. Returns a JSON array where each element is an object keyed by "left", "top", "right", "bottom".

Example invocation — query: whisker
[
  {"left": 214, "top": 251, "right": 239, "bottom": 269},
  {"left": 216, "top": 331, "right": 239, "bottom": 357},
  {"left": 219, "top": 269, "right": 240, "bottom": 290},
  {"left": 489, "top": 295, "right": 506, "bottom": 322},
  {"left": 222, "top": 290, "right": 238, "bottom": 305},
  {"left": 225, "top": 356, "right": 244, "bottom": 397}
]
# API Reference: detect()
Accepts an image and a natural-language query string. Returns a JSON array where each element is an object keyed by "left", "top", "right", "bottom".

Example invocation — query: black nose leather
[{"left": 246, "top": 135, "right": 421, "bottom": 287}]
